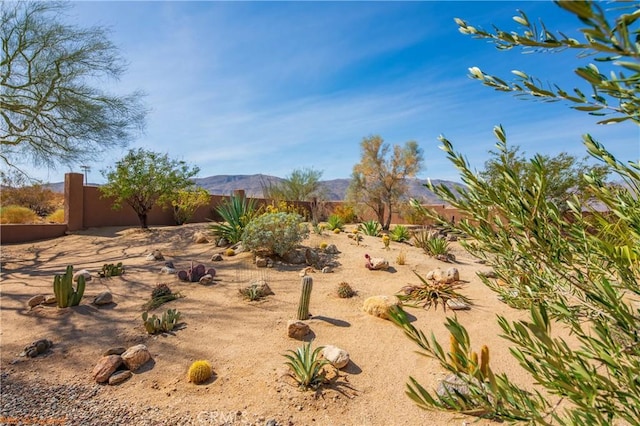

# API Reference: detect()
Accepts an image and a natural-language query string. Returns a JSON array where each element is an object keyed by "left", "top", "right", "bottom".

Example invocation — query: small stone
[
  {"left": 73, "top": 269, "right": 91, "bottom": 282},
  {"left": 446, "top": 234, "right": 458, "bottom": 242},
  {"left": 108, "top": 370, "right": 133, "bottom": 385},
  {"left": 426, "top": 269, "right": 436, "bottom": 280},
  {"left": 43, "top": 295, "right": 57, "bottom": 305},
  {"left": 446, "top": 298, "right": 470, "bottom": 311},
  {"left": 160, "top": 266, "right": 176, "bottom": 274},
  {"left": 27, "top": 295, "right": 46, "bottom": 308},
  {"left": 325, "top": 244, "right": 340, "bottom": 254},
  {"left": 322, "top": 345, "right": 350, "bottom": 369},
  {"left": 93, "top": 291, "right": 113, "bottom": 305},
  {"left": 93, "top": 355, "right": 123, "bottom": 383},
  {"left": 265, "top": 420, "right": 277, "bottom": 426},
  {"left": 102, "top": 347, "right": 127, "bottom": 356},
  {"left": 199, "top": 274, "right": 214, "bottom": 285},
  {"left": 165, "top": 261, "right": 175, "bottom": 268},
  {"left": 211, "top": 254, "right": 223, "bottom": 262},
  {"left": 321, "top": 267, "right": 332, "bottom": 273},
  {"left": 255, "top": 257, "right": 268, "bottom": 268},
  {"left": 194, "top": 231, "right": 210, "bottom": 244},
  {"left": 363, "top": 295, "right": 400, "bottom": 320},
  {"left": 433, "top": 267, "right": 459, "bottom": 284},
  {"left": 250, "top": 280, "right": 274, "bottom": 296},
  {"left": 478, "top": 269, "right": 497, "bottom": 279},
  {"left": 287, "top": 320, "right": 310, "bottom": 340},
  {"left": 217, "top": 238, "right": 228, "bottom": 247},
  {"left": 146, "top": 250, "right": 164, "bottom": 261},
  {"left": 298, "top": 267, "right": 314, "bottom": 277},
  {"left": 121, "top": 344, "right": 151, "bottom": 372}
]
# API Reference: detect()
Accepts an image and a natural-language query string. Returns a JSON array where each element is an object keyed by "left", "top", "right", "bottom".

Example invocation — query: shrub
[
  {"left": 144, "top": 284, "right": 183, "bottom": 310},
  {"left": 283, "top": 342, "right": 330, "bottom": 390},
  {"left": 0, "top": 182, "right": 58, "bottom": 217},
  {"left": 242, "top": 212, "right": 309, "bottom": 257},
  {"left": 413, "top": 229, "right": 450, "bottom": 257},
  {"left": 358, "top": 220, "right": 381, "bottom": 236},
  {"left": 171, "top": 187, "right": 210, "bottom": 225},
  {"left": 390, "top": 225, "right": 411, "bottom": 242},
  {"left": 209, "top": 195, "right": 258, "bottom": 244},
  {"left": 397, "top": 271, "right": 471, "bottom": 311},
  {"left": 332, "top": 204, "right": 358, "bottom": 223},
  {"left": 396, "top": 249, "right": 407, "bottom": 265},
  {"left": 0, "top": 205, "right": 39, "bottom": 224},
  {"left": 45, "top": 208, "right": 65, "bottom": 223},
  {"left": 326, "top": 214, "right": 345, "bottom": 231}
]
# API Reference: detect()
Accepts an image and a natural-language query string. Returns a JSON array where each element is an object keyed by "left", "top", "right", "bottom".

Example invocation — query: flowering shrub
[{"left": 242, "top": 212, "right": 309, "bottom": 257}]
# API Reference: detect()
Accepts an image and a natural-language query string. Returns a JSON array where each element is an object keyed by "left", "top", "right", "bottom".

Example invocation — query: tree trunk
[
  {"left": 383, "top": 203, "right": 393, "bottom": 231},
  {"left": 138, "top": 213, "right": 148, "bottom": 229}
]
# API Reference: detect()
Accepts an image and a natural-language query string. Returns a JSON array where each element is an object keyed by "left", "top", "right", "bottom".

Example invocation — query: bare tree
[{"left": 0, "top": 2, "right": 146, "bottom": 177}]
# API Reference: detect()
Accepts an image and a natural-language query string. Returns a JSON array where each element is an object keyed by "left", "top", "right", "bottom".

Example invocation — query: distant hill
[{"left": 44, "top": 174, "right": 463, "bottom": 203}]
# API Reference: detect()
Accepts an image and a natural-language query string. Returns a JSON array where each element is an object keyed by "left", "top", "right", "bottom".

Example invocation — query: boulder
[
  {"left": 287, "top": 320, "right": 310, "bottom": 340},
  {"left": 322, "top": 345, "right": 350, "bottom": 369},
  {"left": 255, "top": 257, "right": 269, "bottom": 268},
  {"left": 250, "top": 280, "right": 274, "bottom": 296},
  {"left": 433, "top": 267, "right": 459, "bottom": 284},
  {"left": 325, "top": 244, "right": 340, "bottom": 255},
  {"left": 304, "top": 248, "right": 320, "bottom": 266},
  {"left": 363, "top": 295, "right": 400, "bottom": 320},
  {"left": 73, "top": 269, "right": 91, "bottom": 282},
  {"left": 93, "top": 355, "right": 123, "bottom": 383},
  {"left": 193, "top": 231, "right": 210, "bottom": 244},
  {"left": 27, "top": 295, "right": 46, "bottom": 308},
  {"left": 121, "top": 344, "right": 151, "bottom": 372},
  {"left": 93, "top": 291, "right": 113, "bottom": 305},
  {"left": 102, "top": 347, "right": 127, "bottom": 356},
  {"left": 108, "top": 370, "right": 132, "bottom": 385}
]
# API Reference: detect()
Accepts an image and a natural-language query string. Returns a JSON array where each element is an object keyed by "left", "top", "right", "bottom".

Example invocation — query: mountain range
[{"left": 44, "top": 174, "right": 462, "bottom": 203}]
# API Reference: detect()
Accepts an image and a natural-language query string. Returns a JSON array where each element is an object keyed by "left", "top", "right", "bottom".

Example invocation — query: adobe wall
[{"left": 0, "top": 224, "right": 68, "bottom": 244}]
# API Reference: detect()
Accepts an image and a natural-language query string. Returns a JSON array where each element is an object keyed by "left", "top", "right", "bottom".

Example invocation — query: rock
[
  {"left": 265, "top": 420, "right": 277, "bottom": 426},
  {"left": 27, "top": 295, "right": 46, "bottom": 308},
  {"left": 108, "top": 370, "right": 132, "bottom": 385},
  {"left": 436, "top": 373, "right": 494, "bottom": 406},
  {"left": 92, "top": 355, "right": 123, "bottom": 383},
  {"left": 217, "top": 238, "right": 228, "bottom": 247},
  {"left": 280, "top": 248, "right": 305, "bottom": 264},
  {"left": 426, "top": 269, "right": 436, "bottom": 280},
  {"left": 446, "top": 298, "right": 471, "bottom": 311},
  {"left": 446, "top": 234, "right": 458, "bottom": 242},
  {"left": 165, "top": 261, "right": 175, "bottom": 268},
  {"left": 363, "top": 295, "right": 400, "bottom": 320},
  {"left": 211, "top": 254, "right": 223, "bottom": 261},
  {"left": 160, "top": 266, "right": 176, "bottom": 274},
  {"left": 298, "top": 267, "right": 315, "bottom": 277},
  {"left": 325, "top": 244, "right": 340, "bottom": 254},
  {"left": 287, "top": 320, "right": 310, "bottom": 340},
  {"left": 199, "top": 274, "right": 214, "bottom": 285},
  {"left": 146, "top": 250, "right": 164, "bottom": 261},
  {"left": 435, "top": 254, "right": 453, "bottom": 263},
  {"left": 21, "top": 338, "right": 53, "bottom": 357},
  {"left": 304, "top": 248, "right": 320, "bottom": 266},
  {"left": 478, "top": 269, "right": 497, "bottom": 279},
  {"left": 250, "top": 280, "right": 274, "bottom": 296},
  {"left": 321, "top": 267, "right": 332, "bottom": 273},
  {"left": 364, "top": 254, "right": 389, "bottom": 271},
  {"left": 73, "top": 269, "right": 91, "bottom": 282},
  {"left": 43, "top": 295, "right": 57, "bottom": 305},
  {"left": 93, "top": 291, "right": 113, "bottom": 305},
  {"left": 433, "top": 267, "right": 459, "bottom": 284},
  {"left": 255, "top": 257, "right": 269, "bottom": 268},
  {"left": 322, "top": 345, "right": 350, "bottom": 369},
  {"left": 121, "top": 344, "right": 151, "bottom": 372},
  {"left": 194, "top": 231, "right": 210, "bottom": 244},
  {"left": 102, "top": 347, "right": 127, "bottom": 356}
]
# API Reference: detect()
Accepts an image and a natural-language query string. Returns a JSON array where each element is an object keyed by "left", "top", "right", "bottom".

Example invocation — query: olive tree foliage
[
  {"left": 480, "top": 145, "right": 610, "bottom": 208},
  {"left": 0, "top": 2, "right": 146, "bottom": 178},
  {"left": 100, "top": 149, "right": 200, "bottom": 229},
  {"left": 347, "top": 135, "right": 424, "bottom": 231},
  {"left": 390, "top": 2, "right": 640, "bottom": 424}
]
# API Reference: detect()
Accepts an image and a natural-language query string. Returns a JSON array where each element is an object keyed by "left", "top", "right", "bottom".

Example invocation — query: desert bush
[
  {"left": 242, "top": 212, "right": 309, "bottom": 257},
  {"left": 45, "top": 208, "right": 65, "bottom": 223},
  {"left": 171, "top": 187, "right": 210, "bottom": 225},
  {"left": 396, "top": 249, "right": 407, "bottom": 265},
  {"left": 397, "top": 271, "right": 471, "bottom": 311},
  {"left": 0, "top": 181, "right": 58, "bottom": 217},
  {"left": 209, "top": 194, "right": 258, "bottom": 244},
  {"left": 336, "top": 282, "right": 356, "bottom": 298},
  {"left": 332, "top": 204, "right": 358, "bottom": 223},
  {"left": 264, "top": 200, "right": 308, "bottom": 219},
  {"left": 413, "top": 229, "right": 450, "bottom": 257},
  {"left": 358, "top": 220, "right": 381, "bottom": 236},
  {"left": 0, "top": 205, "right": 39, "bottom": 223}
]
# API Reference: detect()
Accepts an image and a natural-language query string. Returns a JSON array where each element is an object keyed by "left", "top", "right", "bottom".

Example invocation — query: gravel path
[{"left": 0, "top": 372, "right": 196, "bottom": 426}]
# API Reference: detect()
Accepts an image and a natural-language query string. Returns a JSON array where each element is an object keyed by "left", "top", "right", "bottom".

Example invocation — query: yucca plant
[
  {"left": 282, "top": 342, "right": 330, "bottom": 390},
  {"left": 358, "top": 220, "right": 381, "bottom": 236},
  {"left": 397, "top": 270, "right": 472, "bottom": 311},
  {"left": 390, "top": 225, "right": 411, "bottom": 242},
  {"left": 209, "top": 194, "right": 258, "bottom": 244},
  {"left": 326, "top": 214, "right": 344, "bottom": 231}
]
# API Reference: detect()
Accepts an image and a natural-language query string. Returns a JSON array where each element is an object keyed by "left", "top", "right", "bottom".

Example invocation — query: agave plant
[
  {"left": 282, "top": 342, "right": 330, "bottom": 390},
  {"left": 390, "top": 225, "right": 411, "bottom": 242},
  {"left": 397, "top": 270, "right": 472, "bottom": 311},
  {"left": 209, "top": 194, "right": 258, "bottom": 244},
  {"left": 358, "top": 220, "right": 381, "bottom": 236},
  {"left": 326, "top": 214, "right": 344, "bottom": 231}
]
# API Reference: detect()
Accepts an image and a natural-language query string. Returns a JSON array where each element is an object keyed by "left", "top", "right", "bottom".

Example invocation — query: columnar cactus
[
  {"left": 53, "top": 265, "right": 85, "bottom": 308},
  {"left": 297, "top": 275, "right": 313, "bottom": 320}
]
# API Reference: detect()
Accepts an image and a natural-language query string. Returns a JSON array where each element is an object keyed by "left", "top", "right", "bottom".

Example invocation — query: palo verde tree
[
  {"left": 100, "top": 149, "right": 200, "bottom": 229},
  {"left": 0, "top": 2, "right": 146, "bottom": 178},
  {"left": 392, "top": 1, "right": 640, "bottom": 424},
  {"left": 480, "top": 145, "right": 610, "bottom": 208},
  {"left": 261, "top": 167, "right": 327, "bottom": 225},
  {"left": 348, "top": 135, "right": 424, "bottom": 231}
]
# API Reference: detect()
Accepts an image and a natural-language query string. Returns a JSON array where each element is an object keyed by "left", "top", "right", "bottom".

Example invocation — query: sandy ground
[{"left": 0, "top": 223, "right": 533, "bottom": 425}]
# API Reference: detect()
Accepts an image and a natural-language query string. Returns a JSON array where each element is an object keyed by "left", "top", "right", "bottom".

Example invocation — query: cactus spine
[
  {"left": 53, "top": 265, "right": 85, "bottom": 308},
  {"left": 297, "top": 276, "right": 313, "bottom": 320}
]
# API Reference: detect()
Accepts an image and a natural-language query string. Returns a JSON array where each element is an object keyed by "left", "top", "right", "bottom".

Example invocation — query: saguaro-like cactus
[
  {"left": 297, "top": 276, "right": 313, "bottom": 320},
  {"left": 53, "top": 265, "right": 86, "bottom": 308}
]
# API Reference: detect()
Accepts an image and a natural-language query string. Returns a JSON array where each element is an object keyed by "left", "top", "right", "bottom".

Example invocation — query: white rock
[
  {"left": 73, "top": 269, "right": 91, "bottom": 282},
  {"left": 322, "top": 345, "right": 350, "bottom": 369},
  {"left": 363, "top": 295, "right": 400, "bottom": 320}
]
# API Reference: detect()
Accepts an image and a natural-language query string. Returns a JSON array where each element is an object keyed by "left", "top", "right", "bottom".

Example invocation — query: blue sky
[{"left": 22, "top": 1, "right": 639, "bottom": 184}]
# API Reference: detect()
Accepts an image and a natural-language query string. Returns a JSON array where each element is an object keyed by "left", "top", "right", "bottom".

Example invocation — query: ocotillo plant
[{"left": 297, "top": 275, "right": 313, "bottom": 320}]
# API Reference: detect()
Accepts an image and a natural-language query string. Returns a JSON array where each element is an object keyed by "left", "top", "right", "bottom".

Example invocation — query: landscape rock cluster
[{"left": 92, "top": 344, "right": 152, "bottom": 385}]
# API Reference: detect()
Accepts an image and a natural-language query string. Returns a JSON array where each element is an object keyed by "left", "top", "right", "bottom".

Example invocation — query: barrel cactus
[{"left": 187, "top": 360, "right": 213, "bottom": 384}]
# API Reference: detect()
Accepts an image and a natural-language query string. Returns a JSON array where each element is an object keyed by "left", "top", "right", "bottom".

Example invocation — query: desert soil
[{"left": 1, "top": 223, "right": 531, "bottom": 425}]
